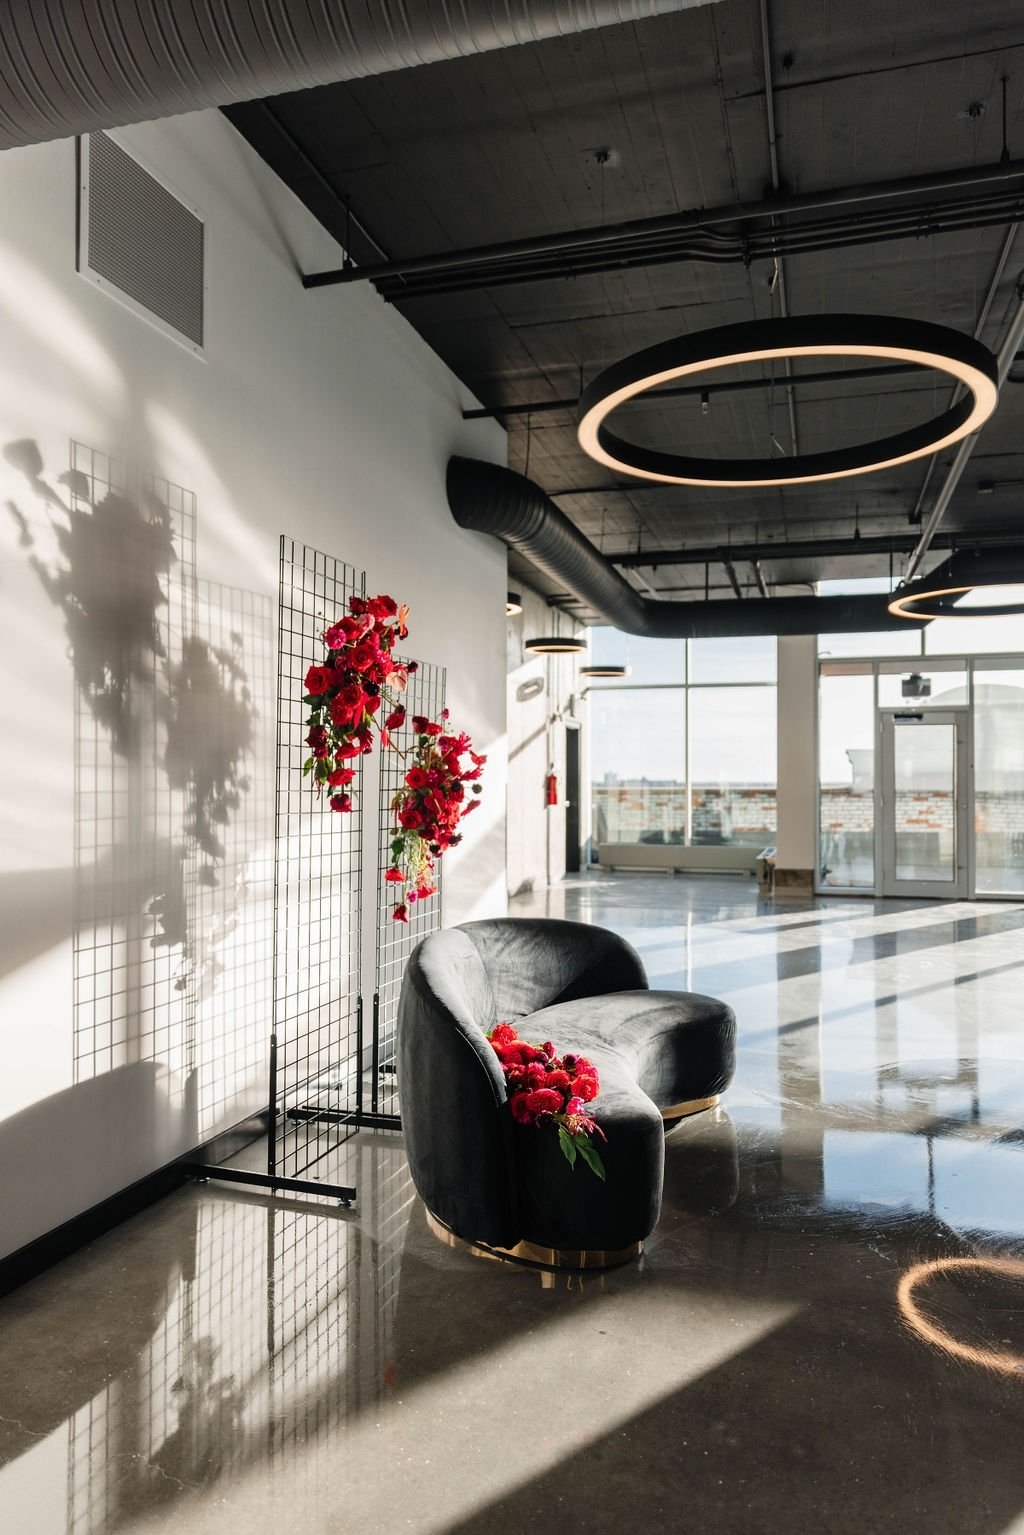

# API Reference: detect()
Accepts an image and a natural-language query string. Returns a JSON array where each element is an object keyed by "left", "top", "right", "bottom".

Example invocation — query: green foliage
[
  {"left": 557, "top": 1125, "right": 578, "bottom": 1168},
  {"left": 575, "top": 1135, "right": 606, "bottom": 1181}
]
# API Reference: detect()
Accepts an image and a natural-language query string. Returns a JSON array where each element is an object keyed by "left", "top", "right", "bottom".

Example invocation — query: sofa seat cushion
[
  {"left": 525, "top": 989, "right": 736, "bottom": 1111},
  {"left": 506, "top": 990, "right": 736, "bottom": 1252}
]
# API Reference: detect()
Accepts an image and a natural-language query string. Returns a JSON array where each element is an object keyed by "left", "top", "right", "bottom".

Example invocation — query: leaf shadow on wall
[
  {"left": 4, "top": 438, "right": 273, "bottom": 1142},
  {"left": 5, "top": 436, "right": 175, "bottom": 758}
]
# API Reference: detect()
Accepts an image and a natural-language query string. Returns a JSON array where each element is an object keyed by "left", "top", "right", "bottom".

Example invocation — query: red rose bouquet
[
  {"left": 302, "top": 592, "right": 485, "bottom": 920},
  {"left": 303, "top": 593, "right": 411, "bottom": 806},
  {"left": 486, "top": 1022, "right": 606, "bottom": 1179},
  {"left": 386, "top": 712, "right": 486, "bottom": 923}
]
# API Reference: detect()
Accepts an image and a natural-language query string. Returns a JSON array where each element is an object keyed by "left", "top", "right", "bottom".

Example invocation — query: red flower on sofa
[
  {"left": 571, "top": 1072, "right": 600, "bottom": 1103},
  {"left": 486, "top": 1022, "right": 606, "bottom": 1178}
]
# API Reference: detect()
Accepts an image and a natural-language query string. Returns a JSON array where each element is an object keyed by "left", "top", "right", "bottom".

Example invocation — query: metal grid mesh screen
[
  {"left": 63, "top": 442, "right": 273, "bottom": 1147},
  {"left": 371, "top": 658, "right": 446, "bottom": 1124},
  {"left": 72, "top": 445, "right": 197, "bottom": 1101},
  {"left": 272, "top": 539, "right": 365, "bottom": 1181},
  {"left": 86, "top": 131, "right": 204, "bottom": 347},
  {"left": 189, "top": 579, "right": 275, "bottom": 1140}
]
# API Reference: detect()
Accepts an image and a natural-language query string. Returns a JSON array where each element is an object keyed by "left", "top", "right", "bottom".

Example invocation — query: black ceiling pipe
[
  {"left": 462, "top": 361, "right": 924, "bottom": 421},
  {"left": 307, "top": 160, "right": 1024, "bottom": 290},
  {"left": 447, "top": 456, "right": 921, "bottom": 638},
  {"left": 0, "top": 1, "right": 707, "bottom": 152},
  {"left": 603, "top": 530, "right": 1018, "bottom": 568},
  {"left": 369, "top": 193, "right": 1024, "bottom": 298}
]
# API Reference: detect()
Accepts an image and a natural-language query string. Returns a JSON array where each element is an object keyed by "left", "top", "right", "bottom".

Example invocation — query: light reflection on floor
[{"left": 2, "top": 873, "right": 1024, "bottom": 1534}]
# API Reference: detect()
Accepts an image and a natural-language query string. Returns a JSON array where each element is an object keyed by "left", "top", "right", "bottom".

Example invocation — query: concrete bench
[{"left": 597, "top": 841, "right": 758, "bottom": 876}]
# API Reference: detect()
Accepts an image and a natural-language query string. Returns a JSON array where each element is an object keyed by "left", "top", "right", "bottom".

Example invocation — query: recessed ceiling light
[{"left": 577, "top": 315, "right": 998, "bottom": 487}]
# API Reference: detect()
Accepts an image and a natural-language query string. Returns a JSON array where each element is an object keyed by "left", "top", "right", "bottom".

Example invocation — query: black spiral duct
[
  {"left": 447, "top": 456, "right": 918, "bottom": 638},
  {"left": 0, "top": 1, "right": 705, "bottom": 151}
]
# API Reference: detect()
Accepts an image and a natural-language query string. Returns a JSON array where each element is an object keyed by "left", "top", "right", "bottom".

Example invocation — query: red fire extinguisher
[{"left": 546, "top": 769, "right": 559, "bottom": 806}]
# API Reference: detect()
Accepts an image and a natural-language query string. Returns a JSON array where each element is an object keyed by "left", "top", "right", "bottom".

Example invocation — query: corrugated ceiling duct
[
  {"left": 0, "top": 1, "right": 716, "bottom": 151},
  {"left": 447, "top": 456, "right": 920, "bottom": 638}
]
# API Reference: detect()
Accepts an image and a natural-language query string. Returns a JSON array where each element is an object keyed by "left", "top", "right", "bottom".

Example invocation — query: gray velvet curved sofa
[{"left": 396, "top": 917, "right": 735, "bottom": 1258}]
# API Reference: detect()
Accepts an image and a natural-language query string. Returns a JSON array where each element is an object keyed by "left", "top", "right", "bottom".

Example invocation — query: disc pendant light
[
  {"left": 524, "top": 634, "right": 588, "bottom": 655},
  {"left": 578, "top": 315, "right": 998, "bottom": 488}
]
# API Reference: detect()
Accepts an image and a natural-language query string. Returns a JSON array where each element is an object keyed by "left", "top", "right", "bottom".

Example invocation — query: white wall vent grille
[{"left": 79, "top": 132, "right": 205, "bottom": 352}]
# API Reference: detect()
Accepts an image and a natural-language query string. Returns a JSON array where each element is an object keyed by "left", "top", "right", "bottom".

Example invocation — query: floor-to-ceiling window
[
  {"left": 818, "top": 663, "right": 876, "bottom": 888},
  {"left": 816, "top": 579, "right": 1024, "bottom": 896},
  {"left": 588, "top": 630, "right": 777, "bottom": 853},
  {"left": 972, "top": 663, "right": 1024, "bottom": 894}
]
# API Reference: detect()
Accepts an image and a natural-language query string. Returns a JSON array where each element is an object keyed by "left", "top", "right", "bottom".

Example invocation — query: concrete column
[{"left": 774, "top": 633, "right": 818, "bottom": 896}]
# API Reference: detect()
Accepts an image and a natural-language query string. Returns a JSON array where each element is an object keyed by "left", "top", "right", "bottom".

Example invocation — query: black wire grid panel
[
  {"left": 371, "top": 658, "right": 447, "bottom": 1125},
  {"left": 68, "top": 441, "right": 273, "bottom": 1147},
  {"left": 72, "top": 444, "right": 196, "bottom": 1104},
  {"left": 189, "top": 579, "right": 275, "bottom": 1141},
  {"left": 272, "top": 539, "right": 366, "bottom": 1182}
]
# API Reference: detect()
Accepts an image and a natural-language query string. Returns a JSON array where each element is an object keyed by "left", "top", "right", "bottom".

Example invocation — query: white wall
[
  {"left": 775, "top": 634, "right": 818, "bottom": 873},
  {"left": 0, "top": 111, "right": 507, "bottom": 1259},
  {"left": 506, "top": 585, "right": 580, "bottom": 894}
]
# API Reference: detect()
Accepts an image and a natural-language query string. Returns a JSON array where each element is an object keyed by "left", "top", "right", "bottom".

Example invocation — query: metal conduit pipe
[
  {"left": 462, "top": 362, "right": 924, "bottom": 421},
  {"left": 306, "top": 159, "right": 1024, "bottom": 289},
  {"left": 369, "top": 192, "right": 1024, "bottom": 298},
  {"left": 0, "top": 0, "right": 708, "bottom": 151},
  {"left": 447, "top": 457, "right": 916, "bottom": 637},
  {"left": 905, "top": 275, "right": 1024, "bottom": 582},
  {"left": 604, "top": 529, "right": 1018, "bottom": 569},
  {"left": 907, "top": 224, "right": 1019, "bottom": 529},
  {"left": 757, "top": 0, "right": 799, "bottom": 456}
]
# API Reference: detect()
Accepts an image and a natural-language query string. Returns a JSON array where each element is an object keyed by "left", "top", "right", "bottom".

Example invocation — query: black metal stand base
[
  {"left": 185, "top": 1162, "right": 356, "bottom": 1206},
  {"left": 285, "top": 1106, "right": 400, "bottom": 1133}
]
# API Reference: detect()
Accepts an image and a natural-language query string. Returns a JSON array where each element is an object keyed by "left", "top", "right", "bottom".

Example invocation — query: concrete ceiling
[{"left": 226, "top": 0, "right": 1024, "bottom": 616}]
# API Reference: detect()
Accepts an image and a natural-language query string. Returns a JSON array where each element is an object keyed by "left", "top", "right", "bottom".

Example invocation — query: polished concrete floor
[{"left": 3, "top": 874, "right": 1024, "bottom": 1534}]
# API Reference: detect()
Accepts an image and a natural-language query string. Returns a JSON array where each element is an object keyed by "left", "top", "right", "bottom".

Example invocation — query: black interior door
[{"left": 565, "top": 724, "right": 581, "bottom": 873}]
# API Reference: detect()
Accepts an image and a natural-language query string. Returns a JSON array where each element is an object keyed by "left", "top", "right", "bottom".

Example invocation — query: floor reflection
[{"left": 2, "top": 874, "right": 1024, "bottom": 1533}]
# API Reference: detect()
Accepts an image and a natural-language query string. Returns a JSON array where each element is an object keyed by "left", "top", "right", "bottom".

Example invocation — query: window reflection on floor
[{"left": 4, "top": 878, "right": 1024, "bottom": 1534}]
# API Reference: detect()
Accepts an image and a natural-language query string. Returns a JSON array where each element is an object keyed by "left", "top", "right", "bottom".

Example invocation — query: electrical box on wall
[{"left": 77, "top": 130, "right": 206, "bottom": 354}]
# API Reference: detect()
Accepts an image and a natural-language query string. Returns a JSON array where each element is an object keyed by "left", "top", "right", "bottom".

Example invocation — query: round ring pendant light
[
  {"left": 888, "top": 551, "right": 1024, "bottom": 619},
  {"left": 577, "top": 315, "right": 998, "bottom": 487},
  {"left": 506, "top": 591, "right": 523, "bottom": 615}
]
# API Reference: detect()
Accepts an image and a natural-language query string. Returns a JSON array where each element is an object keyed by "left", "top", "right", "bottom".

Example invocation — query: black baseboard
[{"left": 0, "top": 1110, "right": 269, "bottom": 1301}]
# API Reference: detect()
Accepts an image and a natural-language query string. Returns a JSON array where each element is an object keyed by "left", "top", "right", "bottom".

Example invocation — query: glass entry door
[{"left": 878, "top": 709, "right": 969, "bottom": 898}]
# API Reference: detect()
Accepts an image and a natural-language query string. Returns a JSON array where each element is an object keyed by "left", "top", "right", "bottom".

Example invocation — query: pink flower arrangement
[
  {"left": 302, "top": 593, "right": 485, "bottom": 919},
  {"left": 486, "top": 1022, "right": 606, "bottom": 1178}
]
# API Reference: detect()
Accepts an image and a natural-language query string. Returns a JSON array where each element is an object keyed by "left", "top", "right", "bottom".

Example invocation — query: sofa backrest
[
  {"left": 397, "top": 927, "right": 518, "bottom": 1247},
  {"left": 459, "top": 917, "right": 648, "bottom": 1021}
]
